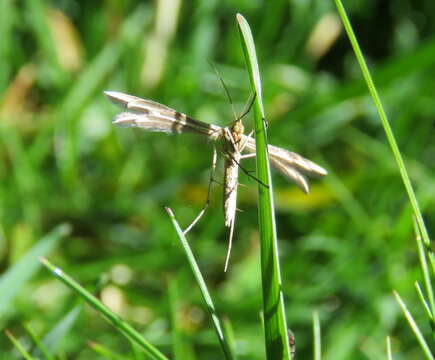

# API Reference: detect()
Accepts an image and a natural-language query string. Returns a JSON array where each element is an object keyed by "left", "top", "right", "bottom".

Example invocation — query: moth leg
[
  {"left": 234, "top": 92, "right": 256, "bottom": 123},
  {"left": 240, "top": 153, "right": 256, "bottom": 159},
  {"left": 239, "top": 130, "right": 254, "bottom": 153},
  {"left": 183, "top": 147, "right": 218, "bottom": 235},
  {"left": 224, "top": 216, "right": 236, "bottom": 272}
]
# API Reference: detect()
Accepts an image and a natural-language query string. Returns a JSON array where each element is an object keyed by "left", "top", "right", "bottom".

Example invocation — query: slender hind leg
[
  {"left": 183, "top": 147, "right": 218, "bottom": 235},
  {"left": 224, "top": 217, "right": 236, "bottom": 272}
]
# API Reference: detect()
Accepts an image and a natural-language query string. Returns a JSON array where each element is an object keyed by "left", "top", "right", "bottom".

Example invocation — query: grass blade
[
  {"left": 56, "top": 5, "right": 152, "bottom": 188},
  {"left": 5, "top": 330, "right": 35, "bottom": 360},
  {"left": 236, "top": 13, "right": 291, "bottom": 360},
  {"left": 24, "top": 323, "right": 55, "bottom": 360},
  {"left": 88, "top": 341, "right": 128, "bottom": 359},
  {"left": 40, "top": 257, "right": 169, "bottom": 360},
  {"left": 393, "top": 290, "right": 434, "bottom": 360},
  {"left": 415, "top": 281, "right": 433, "bottom": 321},
  {"left": 41, "top": 305, "right": 81, "bottom": 355},
  {"left": 386, "top": 336, "right": 392, "bottom": 360},
  {"left": 313, "top": 311, "right": 321, "bottom": 360},
  {"left": 0, "top": 224, "right": 70, "bottom": 317},
  {"left": 0, "top": 0, "right": 14, "bottom": 91},
  {"left": 334, "top": 0, "right": 435, "bottom": 320},
  {"left": 166, "top": 207, "right": 234, "bottom": 360},
  {"left": 412, "top": 217, "right": 435, "bottom": 329}
]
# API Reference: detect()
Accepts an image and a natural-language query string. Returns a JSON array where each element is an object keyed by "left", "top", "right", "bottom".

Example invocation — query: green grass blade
[
  {"left": 386, "top": 336, "right": 392, "bottom": 360},
  {"left": 313, "top": 311, "right": 321, "bottom": 360},
  {"left": 1, "top": 126, "right": 43, "bottom": 229},
  {"left": 40, "top": 258, "right": 169, "bottom": 360},
  {"left": 56, "top": 5, "right": 152, "bottom": 188},
  {"left": 0, "top": 224, "right": 70, "bottom": 317},
  {"left": 89, "top": 341, "right": 128, "bottom": 359},
  {"left": 236, "top": 13, "right": 290, "bottom": 360},
  {"left": 412, "top": 217, "right": 435, "bottom": 329},
  {"left": 166, "top": 207, "right": 234, "bottom": 360},
  {"left": 24, "top": 323, "right": 54, "bottom": 360},
  {"left": 5, "top": 330, "right": 36, "bottom": 360},
  {"left": 222, "top": 317, "right": 236, "bottom": 358},
  {"left": 415, "top": 281, "right": 433, "bottom": 321},
  {"left": 393, "top": 291, "right": 434, "bottom": 360},
  {"left": 24, "top": 0, "right": 65, "bottom": 83},
  {"left": 0, "top": 0, "right": 14, "bottom": 91},
  {"left": 334, "top": 0, "right": 435, "bottom": 321},
  {"left": 41, "top": 305, "right": 81, "bottom": 355}
]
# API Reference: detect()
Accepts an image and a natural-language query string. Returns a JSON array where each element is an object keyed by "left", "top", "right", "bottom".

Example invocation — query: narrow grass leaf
[
  {"left": 1, "top": 126, "right": 43, "bottom": 229},
  {"left": 0, "top": 224, "right": 70, "bottom": 317},
  {"left": 313, "top": 311, "right": 321, "bottom": 360},
  {"left": 334, "top": 0, "right": 435, "bottom": 319},
  {"left": 5, "top": 330, "right": 35, "bottom": 360},
  {"left": 415, "top": 281, "right": 433, "bottom": 321},
  {"left": 237, "top": 13, "right": 290, "bottom": 360},
  {"left": 222, "top": 317, "right": 236, "bottom": 358},
  {"left": 386, "top": 336, "right": 392, "bottom": 360},
  {"left": 393, "top": 290, "right": 434, "bottom": 360},
  {"left": 24, "top": 0, "right": 64, "bottom": 81},
  {"left": 166, "top": 207, "right": 234, "bottom": 360},
  {"left": 41, "top": 305, "right": 81, "bottom": 355},
  {"left": 412, "top": 217, "right": 435, "bottom": 327},
  {"left": 24, "top": 324, "right": 54, "bottom": 360},
  {"left": 0, "top": 0, "right": 14, "bottom": 91},
  {"left": 40, "top": 258, "right": 169, "bottom": 360},
  {"left": 88, "top": 341, "right": 127, "bottom": 359},
  {"left": 55, "top": 5, "right": 152, "bottom": 187}
]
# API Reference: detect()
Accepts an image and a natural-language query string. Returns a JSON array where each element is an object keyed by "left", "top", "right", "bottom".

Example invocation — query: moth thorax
[{"left": 231, "top": 120, "right": 244, "bottom": 142}]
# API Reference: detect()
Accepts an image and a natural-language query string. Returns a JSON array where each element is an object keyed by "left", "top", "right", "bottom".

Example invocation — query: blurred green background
[{"left": 1, "top": 0, "right": 434, "bottom": 358}]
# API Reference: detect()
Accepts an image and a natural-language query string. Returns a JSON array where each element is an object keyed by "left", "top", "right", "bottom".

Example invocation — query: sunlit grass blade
[
  {"left": 386, "top": 336, "right": 392, "bottom": 360},
  {"left": 88, "top": 341, "right": 127, "bottom": 359},
  {"left": 165, "top": 207, "right": 234, "bottom": 360},
  {"left": 222, "top": 317, "right": 236, "bottom": 357},
  {"left": 393, "top": 290, "right": 434, "bottom": 360},
  {"left": 237, "top": 13, "right": 290, "bottom": 360},
  {"left": 415, "top": 281, "right": 433, "bottom": 321},
  {"left": 0, "top": 224, "right": 70, "bottom": 317},
  {"left": 40, "top": 257, "right": 169, "bottom": 360},
  {"left": 24, "top": 324, "right": 54, "bottom": 360},
  {"left": 5, "top": 330, "right": 35, "bottom": 360},
  {"left": 334, "top": 0, "right": 435, "bottom": 321},
  {"left": 412, "top": 217, "right": 435, "bottom": 329},
  {"left": 313, "top": 311, "right": 321, "bottom": 360}
]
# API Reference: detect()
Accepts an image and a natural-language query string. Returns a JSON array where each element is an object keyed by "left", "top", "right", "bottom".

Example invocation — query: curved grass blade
[
  {"left": 40, "top": 258, "right": 168, "bottom": 360},
  {"left": 334, "top": 0, "right": 435, "bottom": 322},
  {"left": 166, "top": 207, "right": 234, "bottom": 360},
  {"left": 237, "top": 13, "right": 291, "bottom": 360},
  {"left": 393, "top": 291, "right": 434, "bottom": 360}
]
